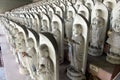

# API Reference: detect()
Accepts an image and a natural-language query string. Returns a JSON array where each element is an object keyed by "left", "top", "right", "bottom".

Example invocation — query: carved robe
[
  {"left": 38, "top": 57, "right": 54, "bottom": 80},
  {"left": 70, "top": 35, "right": 84, "bottom": 71},
  {"left": 26, "top": 47, "right": 37, "bottom": 79},
  {"left": 107, "top": 32, "right": 120, "bottom": 54},
  {"left": 90, "top": 17, "right": 105, "bottom": 48}
]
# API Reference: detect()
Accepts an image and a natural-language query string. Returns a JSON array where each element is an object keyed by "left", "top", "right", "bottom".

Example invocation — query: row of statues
[
  {"left": 0, "top": 0, "right": 120, "bottom": 80},
  {"left": 0, "top": 18, "right": 58, "bottom": 80}
]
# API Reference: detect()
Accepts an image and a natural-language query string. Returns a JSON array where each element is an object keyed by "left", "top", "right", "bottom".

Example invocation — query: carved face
[
  {"left": 27, "top": 38, "right": 34, "bottom": 48},
  {"left": 56, "top": 11, "right": 61, "bottom": 16},
  {"left": 21, "top": 39, "right": 26, "bottom": 46},
  {"left": 49, "top": 11, "right": 52, "bottom": 18},
  {"left": 18, "top": 39, "right": 26, "bottom": 50},
  {"left": 42, "top": 20, "right": 47, "bottom": 26},
  {"left": 86, "top": 3, "right": 91, "bottom": 9},
  {"left": 52, "top": 21, "right": 59, "bottom": 30},
  {"left": 39, "top": 44, "right": 49, "bottom": 58},
  {"left": 68, "top": 11, "right": 73, "bottom": 19},
  {"left": 113, "top": 22, "right": 120, "bottom": 32},
  {"left": 13, "top": 28, "right": 18, "bottom": 35},
  {"left": 73, "top": 24, "right": 82, "bottom": 36},
  {"left": 18, "top": 32, "right": 24, "bottom": 40},
  {"left": 105, "top": 2, "right": 112, "bottom": 10},
  {"left": 95, "top": 9, "right": 102, "bottom": 17}
]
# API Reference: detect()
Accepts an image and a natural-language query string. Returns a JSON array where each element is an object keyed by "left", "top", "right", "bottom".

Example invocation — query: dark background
[{"left": 0, "top": 0, "right": 41, "bottom": 13}]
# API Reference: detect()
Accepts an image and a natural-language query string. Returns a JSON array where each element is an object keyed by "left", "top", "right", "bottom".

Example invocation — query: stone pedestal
[
  {"left": 67, "top": 66, "right": 86, "bottom": 80},
  {"left": 106, "top": 53, "right": 120, "bottom": 64}
]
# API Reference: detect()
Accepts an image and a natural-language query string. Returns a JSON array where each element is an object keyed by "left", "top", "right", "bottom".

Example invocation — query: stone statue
[
  {"left": 52, "top": 21, "right": 61, "bottom": 62},
  {"left": 67, "top": 24, "right": 86, "bottom": 80},
  {"left": 24, "top": 38, "right": 37, "bottom": 79},
  {"left": 16, "top": 32, "right": 28, "bottom": 74},
  {"left": 37, "top": 44, "right": 54, "bottom": 80},
  {"left": 48, "top": 11, "right": 53, "bottom": 19},
  {"left": 88, "top": 9, "right": 105, "bottom": 56},
  {"left": 11, "top": 28, "right": 18, "bottom": 53},
  {"left": 41, "top": 20, "right": 48, "bottom": 32},
  {"left": 106, "top": 17, "right": 120, "bottom": 64},
  {"left": 65, "top": 11, "right": 74, "bottom": 40},
  {"left": 12, "top": 28, "right": 20, "bottom": 63},
  {"left": 104, "top": 1, "right": 114, "bottom": 30}
]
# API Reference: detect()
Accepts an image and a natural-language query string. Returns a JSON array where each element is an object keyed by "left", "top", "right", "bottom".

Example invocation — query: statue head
[
  {"left": 56, "top": 11, "right": 61, "bottom": 16},
  {"left": 52, "top": 21, "right": 59, "bottom": 30},
  {"left": 13, "top": 28, "right": 18, "bottom": 35},
  {"left": 95, "top": 9, "right": 102, "bottom": 17},
  {"left": 113, "top": 20, "right": 120, "bottom": 32},
  {"left": 68, "top": 11, "right": 73, "bottom": 19},
  {"left": 21, "top": 39, "right": 25, "bottom": 46},
  {"left": 105, "top": 2, "right": 112, "bottom": 10},
  {"left": 79, "top": 11, "right": 85, "bottom": 17},
  {"left": 73, "top": 24, "right": 83, "bottom": 36},
  {"left": 42, "top": 20, "right": 47, "bottom": 26},
  {"left": 18, "top": 32, "right": 24, "bottom": 40},
  {"left": 27, "top": 38, "right": 34, "bottom": 48},
  {"left": 39, "top": 44, "right": 49, "bottom": 58},
  {"left": 86, "top": 3, "right": 91, "bottom": 9},
  {"left": 49, "top": 11, "right": 53, "bottom": 18}
]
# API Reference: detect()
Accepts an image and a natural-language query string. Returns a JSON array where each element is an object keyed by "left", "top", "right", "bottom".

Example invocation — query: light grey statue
[
  {"left": 25, "top": 38, "right": 37, "bottom": 80},
  {"left": 106, "top": 16, "right": 120, "bottom": 64},
  {"left": 16, "top": 32, "right": 28, "bottom": 74},
  {"left": 89, "top": 9, "right": 105, "bottom": 56},
  {"left": 41, "top": 20, "right": 48, "bottom": 32},
  {"left": 37, "top": 44, "right": 54, "bottom": 80},
  {"left": 12, "top": 28, "right": 20, "bottom": 63},
  {"left": 52, "top": 21, "right": 61, "bottom": 62},
  {"left": 67, "top": 24, "right": 86, "bottom": 80},
  {"left": 65, "top": 11, "right": 74, "bottom": 40}
]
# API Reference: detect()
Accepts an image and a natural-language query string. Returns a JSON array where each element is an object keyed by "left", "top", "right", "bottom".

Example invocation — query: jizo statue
[{"left": 37, "top": 44, "right": 54, "bottom": 80}]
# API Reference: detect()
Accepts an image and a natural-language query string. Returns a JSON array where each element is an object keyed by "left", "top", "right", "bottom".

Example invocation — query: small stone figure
[
  {"left": 88, "top": 9, "right": 105, "bottom": 56},
  {"left": 16, "top": 32, "right": 28, "bottom": 74},
  {"left": 25, "top": 38, "right": 37, "bottom": 79},
  {"left": 41, "top": 20, "right": 48, "bottom": 32},
  {"left": 37, "top": 44, "right": 54, "bottom": 80},
  {"left": 67, "top": 24, "right": 86, "bottom": 80},
  {"left": 52, "top": 21, "right": 62, "bottom": 62}
]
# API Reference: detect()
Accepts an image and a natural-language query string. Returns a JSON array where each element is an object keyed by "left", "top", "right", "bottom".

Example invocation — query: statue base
[
  {"left": 88, "top": 47, "right": 102, "bottom": 56},
  {"left": 67, "top": 66, "right": 86, "bottom": 80},
  {"left": 106, "top": 53, "right": 120, "bottom": 64},
  {"left": 19, "top": 65, "right": 29, "bottom": 75}
]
